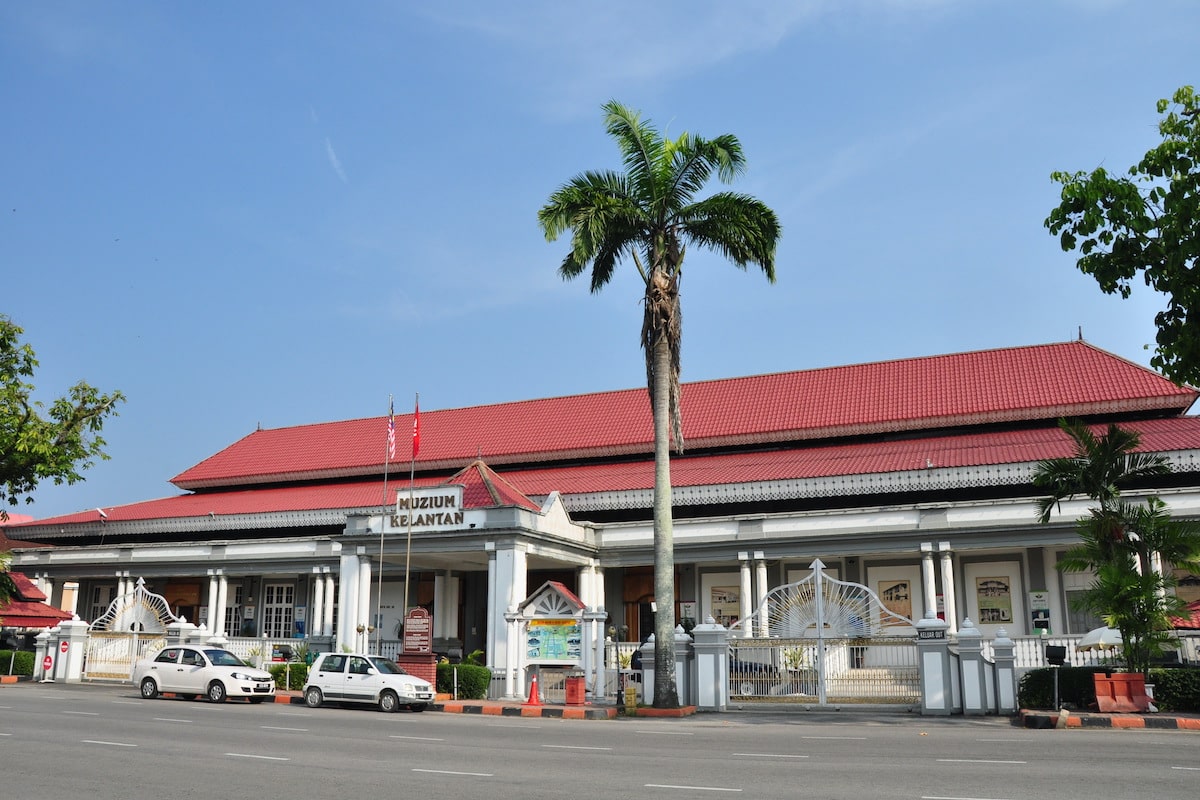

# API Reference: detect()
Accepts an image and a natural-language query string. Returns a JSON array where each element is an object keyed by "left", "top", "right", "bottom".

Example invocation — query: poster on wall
[
  {"left": 526, "top": 618, "right": 582, "bottom": 662},
  {"left": 877, "top": 580, "right": 912, "bottom": 622},
  {"left": 976, "top": 577, "right": 1013, "bottom": 624},
  {"left": 711, "top": 586, "right": 740, "bottom": 627}
]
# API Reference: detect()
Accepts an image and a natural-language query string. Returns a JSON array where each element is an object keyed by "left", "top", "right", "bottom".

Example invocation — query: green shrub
[
  {"left": 1018, "top": 665, "right": 1200, "bottom": 712},
  {"left": 1017, "top": 666, "right": 1110, "bottom": 710},
  {"left": 436, "top": 662, "right": 491, "bottom": 698},
  {"left": 267, "top": 662, "right": 308, "bottom": 691},
  {"left": 0, "top": 650, "right": 34, "bottom": 677},
  {"left": 1147, "top": 667, "right": 1200, "bottom": 712}
]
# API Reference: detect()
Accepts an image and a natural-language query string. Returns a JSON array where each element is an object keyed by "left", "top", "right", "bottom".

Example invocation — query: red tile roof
[
  {"left": 0, "top": 572, "right": 72, "bottom": 629},
  {"left": 170, "top": 341, "right": 1195, "bottom": 490},
  {"left": 10, "top": 418, "right": 1200, "bottom": 529}
]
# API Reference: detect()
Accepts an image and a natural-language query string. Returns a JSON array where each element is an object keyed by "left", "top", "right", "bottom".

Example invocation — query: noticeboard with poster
[
  {"left": 976, "top": 577, "right": 1013, "bottom": 624},
  {"left": 710, "top": 586, "right": 740, "bottom": 627},
  {"left": 526, "top": 618, "right": 582, "bottom": 663}
]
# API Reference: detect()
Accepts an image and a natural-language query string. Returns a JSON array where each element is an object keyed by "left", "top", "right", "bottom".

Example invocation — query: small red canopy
[
  {"left": 1170, "top": 599, "right": 1200, "bottom": 630},
  {"left": 0, "top": 571, "right": 73, "bottom": 629}
]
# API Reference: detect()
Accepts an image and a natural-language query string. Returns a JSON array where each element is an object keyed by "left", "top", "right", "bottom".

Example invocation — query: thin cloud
[{"left": 325, "top": 137, "right": 348, "bottom": 183}]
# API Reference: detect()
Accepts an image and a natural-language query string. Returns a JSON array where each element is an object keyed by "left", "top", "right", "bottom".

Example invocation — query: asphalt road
[{"left": 1, "top": 682, "right": 1197, "bottom": 799}]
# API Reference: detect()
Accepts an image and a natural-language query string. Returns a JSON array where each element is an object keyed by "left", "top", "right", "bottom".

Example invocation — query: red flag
[
  {"left": 387, "top": 398, "right": 396, "bottom": 460},
  {"left": 412, "top": 397, "right": 420, "bottom": 458}
]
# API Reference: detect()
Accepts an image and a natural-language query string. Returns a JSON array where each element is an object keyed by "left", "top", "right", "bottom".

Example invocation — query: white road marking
[
  {"left": 731, "top": 752, "right": 809, "bottom": 759},
  {"left": 260, "top": 725, "right": 307, "bottom": 732},
  {"left": 800, "top": 735, "right": 866, "bottom": 740},
  {"left": 152, "top": 717, "right": 193, "bottom": 723},
  {"left": 635, "top": 729, "right": 693, "bottom": 735},
  {"left": 0, "top": 732, "right": 13, "bottom": 736},
  {"left": 111, "top": 701, "right": 143, "bottom": 706},
  {"left": 1172, "top": 766, "right": 1200, "bottom": 771},
  {"left": 542, "top": 744, "right": 613, "bottom": 751},
  {"left": 413, "top": 768, "right": 493, "bottom": 777},
  {"left": 83, "top": 740, "right": 137, "bottom": 747},
  {"left": 226, "top": 753, "right": 289, "bottom": 761},
  {"left": 645, "top": 784, "right": 741, "bottom": 792},
  {"left": 936, "top": 759, "right": 1027, "bottom": 765},
  {"left": 922, "top": 796, "right": 1013, "bottom": 800},
  {"left": 389, "top": 735, "right": 445, "bottom": 741},
  {"left": 63, "top": 710, "right": 99, "bottom": 716}
]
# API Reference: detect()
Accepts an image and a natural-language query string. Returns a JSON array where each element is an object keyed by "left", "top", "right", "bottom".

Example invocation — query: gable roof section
[
  {"left": 444, "top": 460, "right": 541, "bottom": 512},
  {"left": 0, "top": 571, "right": 73, "bottom": 629},
  {"left": 171, "top": 341, "right": 1196, "bottom": 491}
]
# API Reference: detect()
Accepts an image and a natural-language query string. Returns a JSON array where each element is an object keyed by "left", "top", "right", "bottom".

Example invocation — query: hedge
[
  {"left": 1, "top": 650, "right": 34, "bottom": 677},
  {"left": 267, "top": 663, "right": 308, "bottom": 691},
  {"left": 1018, "top": 665, "right": 1200, "bottom": 712},
  {"left": 436, "top": 662, "right": 490, "bottom": 699}
]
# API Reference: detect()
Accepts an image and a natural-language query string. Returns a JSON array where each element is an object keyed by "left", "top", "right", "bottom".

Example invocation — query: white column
[
  {"left": 445, "top": 575, "right": 460, "bottom": 642},
  {"left": 215, "top": 573, "right": 229, "bottom": 637},
  {"left": 357, "top": 555, "right": 372, "bottom": 652},
  {"left": 311, "top": 568, "right": 325, "bottom": 637},
  {"left": 492, "top": 545, "right": 527, "bottom": 684},
  {"left": 920, "top": 542, "right": 938, "bottom": 619},
  {"left": 322, "top": 571, "right": 335, "bottom": 637},
  {"left": 755, "top": 553, "right": 769, "bottom": 638},
  {"left": 593, "top": 566, "right": 605, "bottom": 614},
  {"left": 41, "top": 576, "right": 54, "bottom": 608},
  {"left": 433, "top": 572, "right": 447, "bottom": 638},
  {"left": 338, "top": 552, "right": 360, "bottom": 651},
  {"left": 739, "top": 553, "right": 753, "bottom": 636},
  {"left": 486, "top": 544, "right": 498, "bottom": 668},
  {"left": 939, "top": 542, "right": 957, "bottom": 635},
  {"left": 206, "top": 571, "right": 219, "bottom": 635},
  {"left": 61, "top": 581, "right": 79, "bottom": 616},
  {"left": 1151, "top": 551, "right": 1167, "bottom": 599},
  {"left": 1043, "top": 550, "right": 1065, "bottom": 636}
]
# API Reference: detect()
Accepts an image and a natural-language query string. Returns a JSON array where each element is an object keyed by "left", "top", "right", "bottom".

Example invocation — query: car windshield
[
  {"left": 368, "top": 657, "right": 407, "bottom": 675},
  {"left": 205, "top": 649, "right": 247, "bottom": 667}
]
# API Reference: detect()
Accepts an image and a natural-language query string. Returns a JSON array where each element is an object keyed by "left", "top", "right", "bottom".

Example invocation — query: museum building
[{"left": 6, "top": 340, "right": 1200, "bottom": 672}]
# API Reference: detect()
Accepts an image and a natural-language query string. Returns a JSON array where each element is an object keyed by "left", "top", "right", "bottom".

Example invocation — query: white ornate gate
[
  {"left": 728, "top": 558, "right": 920, "bottom": 706},
  {"left": 83, "top": 577, "right": 180, "bottom": 681}
]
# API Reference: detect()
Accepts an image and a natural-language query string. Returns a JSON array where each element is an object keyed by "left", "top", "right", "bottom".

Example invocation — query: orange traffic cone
[{"left": 524, "top": 673, "right": 541, "bottom": 706}]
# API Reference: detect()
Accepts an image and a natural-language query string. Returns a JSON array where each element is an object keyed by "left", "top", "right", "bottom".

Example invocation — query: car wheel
[
  {"left": 207, "top": 681, "right": 228, "bottom": 703},
  {"left": 304, "top": 687, "right": 324, "bottom": 708},
  {"left": 139, "top": 677, "right": 160, "bottom": 700},
  {"left": 378, "top": 690, "right": 399, "bottom": 713},
  {"left": 408, "top": 704, "right": 426, "bottom": 713}
]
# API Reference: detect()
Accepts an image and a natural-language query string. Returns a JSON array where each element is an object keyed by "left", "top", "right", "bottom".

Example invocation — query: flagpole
[
  {"left": 402, "top": 393, "right": 419, "bottom": 633},
  {"left": 376, "top": 396, "right": 394, "bottom": 653}
]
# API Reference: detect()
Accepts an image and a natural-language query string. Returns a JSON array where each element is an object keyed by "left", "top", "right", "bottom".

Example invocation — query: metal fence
[{"left": 728, "top": 636, "right": 920, "bottom": 704}]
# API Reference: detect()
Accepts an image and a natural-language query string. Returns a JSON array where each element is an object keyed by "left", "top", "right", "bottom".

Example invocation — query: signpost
[
  {"left": 402, "top": 607, "right": 432, "bottom": 655},
  {"left": 59, "top": 640, "right": 69, "bottom": 654},
  {"left": 42, "top": 655, "right": 52, "bottom": 672}
]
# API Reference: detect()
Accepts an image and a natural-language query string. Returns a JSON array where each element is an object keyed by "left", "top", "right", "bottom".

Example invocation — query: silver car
[
  {"left": 134, "top": 645, "right": 276, "bottom": 704},
  {"left": 303, "top": 653, "right": 434, "bottom": 713}
]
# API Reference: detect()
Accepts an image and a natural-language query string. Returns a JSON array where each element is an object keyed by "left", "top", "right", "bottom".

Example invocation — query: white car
[
  {"left": 303, "top": 653, "right": 435, "bottom": 713},
  {"left": 134, "top": 645, "right": 276, "bottom": 704}
]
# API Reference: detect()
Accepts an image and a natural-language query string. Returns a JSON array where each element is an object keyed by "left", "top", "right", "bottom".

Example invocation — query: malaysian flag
[
  {"left": 412, "top": 397, "right": 420, "bottom": 458},
  {"left": 387, "top": 398, "right": 396, "bottom": 460}
]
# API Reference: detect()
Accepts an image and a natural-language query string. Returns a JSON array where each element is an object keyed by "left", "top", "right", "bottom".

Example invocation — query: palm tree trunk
[{"left": 651, "top": 327, "right": 679, "bottom": 708}]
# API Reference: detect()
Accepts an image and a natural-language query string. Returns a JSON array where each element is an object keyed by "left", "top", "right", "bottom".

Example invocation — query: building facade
[{"left": 6, "top": 340, "right": 1200, "bottom": 686}]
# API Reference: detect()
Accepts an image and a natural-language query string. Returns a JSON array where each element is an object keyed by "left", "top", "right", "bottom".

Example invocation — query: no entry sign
[
  {"left": 43, "top": 655, "right": 52, "bottom": 671},
  {"left": 59, "top": 640, "right": 69, "bottom": 654}
]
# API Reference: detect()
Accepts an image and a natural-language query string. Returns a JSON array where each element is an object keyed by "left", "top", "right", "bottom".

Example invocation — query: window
[
  {"left": 89, "top": 584, "right": 117, "bottom": 622},
  {"left": 223, "top": 584, "right": 244, "bottom": 637},
  {"left": 262, "top": 583, "right": 295, "bottom": 639}
]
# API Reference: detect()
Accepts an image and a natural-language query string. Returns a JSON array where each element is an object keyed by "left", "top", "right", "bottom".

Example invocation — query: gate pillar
[
  {"left": 34, "top": 628, "right": 51, "bottom": 681},
  {"left": 915, "top": 613, "right": 952, "bottom": 716},
  {"left": 991, "top": 628, "right": 1017, "bottom": 715},
  {"left": 691, "top": 616, "right": 729, "bottom": 712},
  {"left": 956, "top": 618, "right": 986, "bottom": 715}
]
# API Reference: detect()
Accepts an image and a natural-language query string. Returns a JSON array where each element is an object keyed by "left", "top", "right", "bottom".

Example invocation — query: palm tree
[
  {"left": 1033, "top": 420, "right": 1200, "bottom": 678},
  {"left": 539, "top": 101, "right": 780, "bottom": 707}
]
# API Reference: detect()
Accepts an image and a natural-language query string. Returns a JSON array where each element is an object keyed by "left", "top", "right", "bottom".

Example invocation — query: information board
[
  {"left": 525, "top": 618, "right": 582, "bottom": 662},
  {"left": 402, "top": 607, "right": 432, "bottom": 654}
]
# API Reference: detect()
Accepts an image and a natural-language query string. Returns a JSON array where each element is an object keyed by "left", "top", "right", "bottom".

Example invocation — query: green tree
[
  {"left": 1045, "top": 85, "right": 1200, "bottom": 386},
  {"left": 539, "top": 101, "right": 780, "bottom": 707},
  {"left": 0, "top": 551, "right": 13, "bottom": 614},
  {"left": 1033, "top": 420, "right": 1200, "bottom": 678},
  {"left": 0, "top": 315, "right": 125, "bottom": 519}
]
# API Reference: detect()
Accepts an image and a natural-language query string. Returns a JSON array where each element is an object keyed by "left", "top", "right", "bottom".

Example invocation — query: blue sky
[{"left": 3, "top": 1, "right": 1196, "bottom": 521}]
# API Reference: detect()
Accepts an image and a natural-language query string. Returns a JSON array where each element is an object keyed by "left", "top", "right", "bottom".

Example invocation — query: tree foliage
[
  {"left": 539, "top": 101, "right": 780, "bottom": 707},
  {"left": 1045, "top": 85, "right": 1200, "bottom": 385},
  {"left": 0, "top": 315, "right": 125, "bottom": 519},
  {"left": 1033, "top": 420, "right": 1200, "bottom": 678}
]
